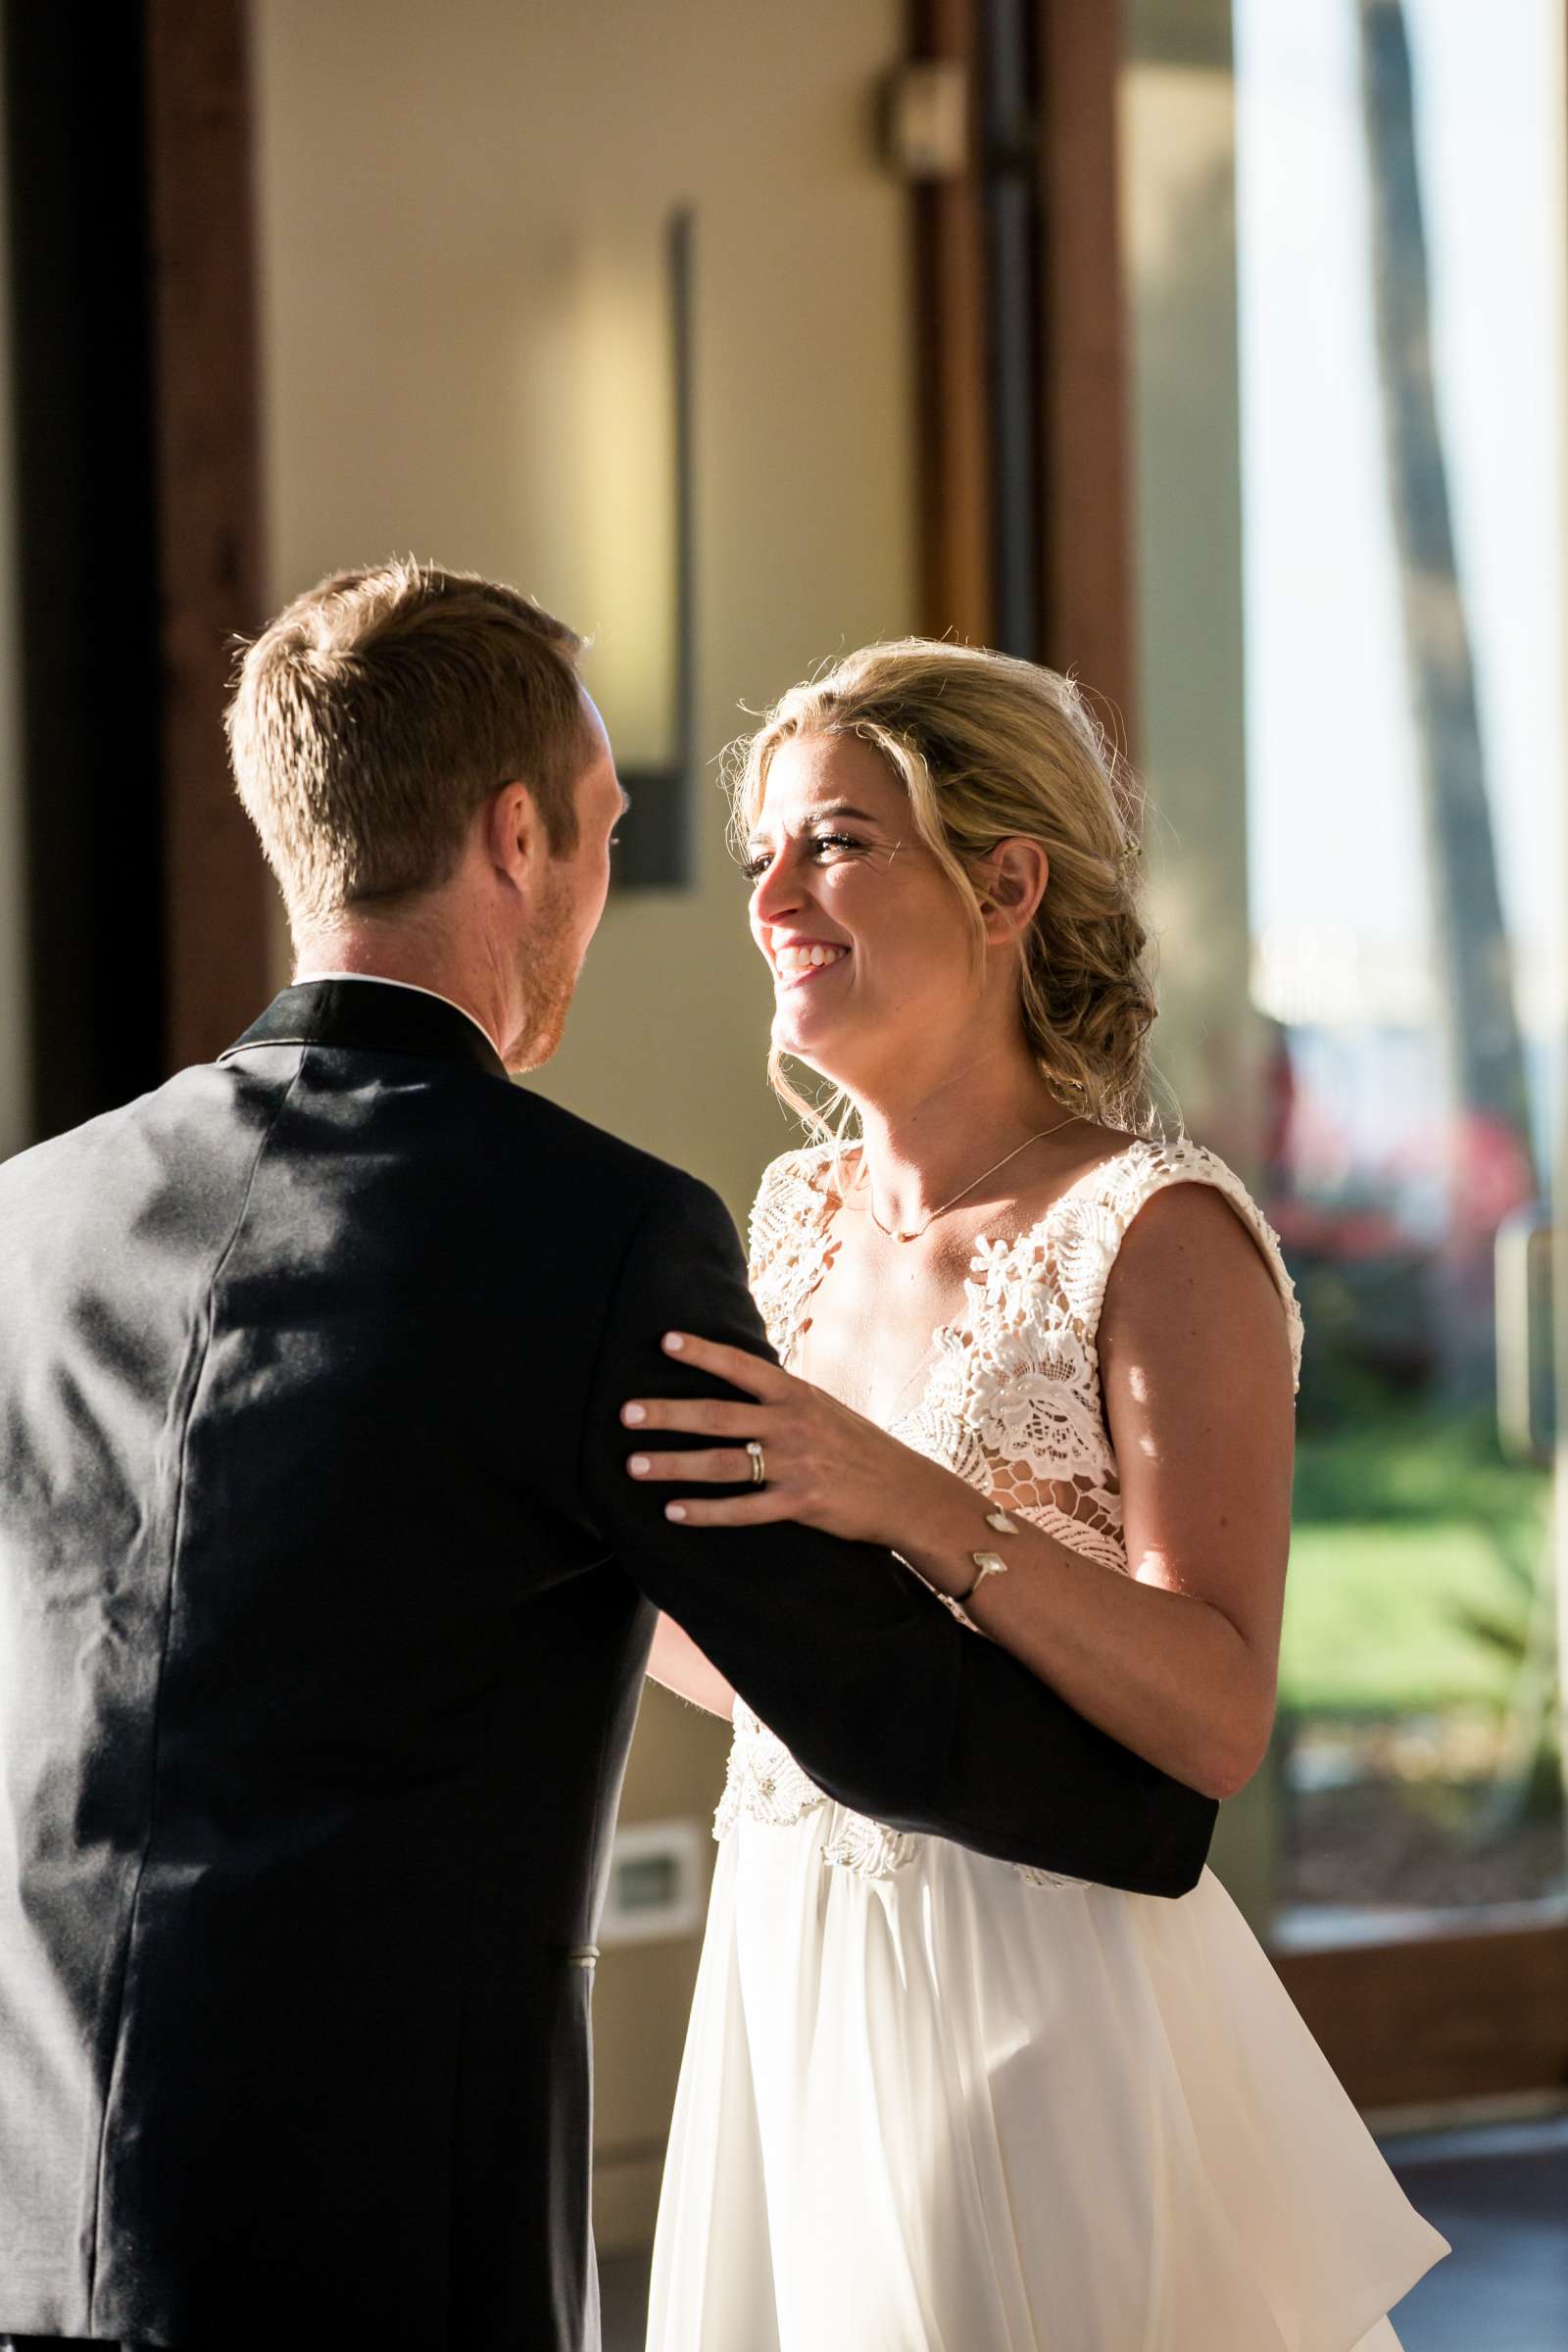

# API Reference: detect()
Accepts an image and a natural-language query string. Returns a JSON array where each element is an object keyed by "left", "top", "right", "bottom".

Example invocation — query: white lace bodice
[{"left": 713, "top": 1132, "right": 1304, "bottom": 1883}]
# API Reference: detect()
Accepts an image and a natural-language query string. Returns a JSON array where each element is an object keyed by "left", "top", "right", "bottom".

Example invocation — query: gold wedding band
[{"left": 747, "top": 1441, "right": 766, "bottom": 1487}]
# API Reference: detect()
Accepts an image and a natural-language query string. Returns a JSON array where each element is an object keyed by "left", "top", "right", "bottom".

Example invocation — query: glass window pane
[{"left": 1235, "top": 0, "right": 1567, "bottom": 1929}]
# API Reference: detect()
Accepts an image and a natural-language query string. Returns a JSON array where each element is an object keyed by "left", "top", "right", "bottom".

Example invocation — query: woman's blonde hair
[{"left": 726, "top": 638, "right": 1162, "bottom": 1152}]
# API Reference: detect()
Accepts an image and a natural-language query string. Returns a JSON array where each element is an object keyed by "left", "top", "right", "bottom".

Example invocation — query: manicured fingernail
[
  {"left": 665, "top": 1503, "right": 688, "bottom": 1521},
  {"left": 622, "top": 1403, "right": 647, "bottom": 1425},
  {"left": 628, "top": 1455, "right": 651, "bottom": 1477},
  {"left": 663, "top": 1333, "right": 685, "bottom": 1353}
]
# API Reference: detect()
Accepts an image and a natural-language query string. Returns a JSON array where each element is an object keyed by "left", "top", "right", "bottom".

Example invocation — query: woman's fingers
[
  {"left": 661, "top": 1490, "right": 794, "bottom": 1529},
  {"left": 627, "top": 1446, "right": 758, "bottom": 1486},
  {"left": 617, "top": 1332, "right": 855, "bottom": 1534},
  {"left": 622, "top": 1329, "right": 797, "bottom": 1434},
  {"left": 659, "top": 1331, "right": 790, "bottom": 1398},
  {"left": 621, "top": 1395, "right": 764, "bottom": 1437}
]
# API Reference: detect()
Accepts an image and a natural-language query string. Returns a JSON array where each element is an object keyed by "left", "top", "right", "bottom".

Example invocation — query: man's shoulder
[
  {"left": 0, "top": 1065, "right": 203, "bottom": 1199},
  {"left": 480, "top": 1082, "right": 732, "bottom": 1235},
  {"left": 0, "top": 1058, "right": 734, "bottom": 1263}
]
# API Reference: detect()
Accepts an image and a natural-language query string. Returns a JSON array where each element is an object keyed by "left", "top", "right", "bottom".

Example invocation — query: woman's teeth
[{"left": 775, "top": 944, "right": 849, "bottom": 975}]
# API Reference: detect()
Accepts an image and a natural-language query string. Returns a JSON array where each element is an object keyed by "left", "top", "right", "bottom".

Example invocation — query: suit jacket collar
[{"left": 220, "top": 980, "right": 511, "bottom": 1082}]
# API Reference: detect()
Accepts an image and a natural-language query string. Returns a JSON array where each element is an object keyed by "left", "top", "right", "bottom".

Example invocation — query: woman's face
[{"left": 745, "top": 732, "right": 981, "bottom": 1088}]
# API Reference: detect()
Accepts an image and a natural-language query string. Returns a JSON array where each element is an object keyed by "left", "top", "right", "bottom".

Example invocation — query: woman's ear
[{"left": 980, "top": 839, "right": 1049, "bottom": 940}]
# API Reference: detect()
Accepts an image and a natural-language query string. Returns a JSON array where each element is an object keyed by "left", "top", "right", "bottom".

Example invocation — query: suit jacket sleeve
[{"left": 578, "top": 1168, "right": 1216, "bottom": 1896}]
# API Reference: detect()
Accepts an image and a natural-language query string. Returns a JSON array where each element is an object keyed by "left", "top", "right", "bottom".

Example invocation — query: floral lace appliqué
[{"left": 719, "top": 1136, "right": 1304, "bottom": 1888}]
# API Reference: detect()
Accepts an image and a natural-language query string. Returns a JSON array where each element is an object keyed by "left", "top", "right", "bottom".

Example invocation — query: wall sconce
[{"left": 612, "top": 208, "right": 696, "bottom": 891}]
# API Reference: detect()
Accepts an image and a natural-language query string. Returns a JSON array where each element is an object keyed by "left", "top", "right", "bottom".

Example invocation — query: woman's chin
[{"left": 771, "top": 999, "right": 851, "bottom": 1071}]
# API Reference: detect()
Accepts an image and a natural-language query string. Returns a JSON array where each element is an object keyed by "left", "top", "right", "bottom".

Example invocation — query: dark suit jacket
[{"left": 0, "top": 980, "right": 1215, "bottom": 2349}]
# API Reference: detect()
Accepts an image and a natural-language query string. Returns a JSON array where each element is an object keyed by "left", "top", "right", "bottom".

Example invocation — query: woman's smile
[{"left": 771, "top": 938, "right": 853, "bottom": 989}]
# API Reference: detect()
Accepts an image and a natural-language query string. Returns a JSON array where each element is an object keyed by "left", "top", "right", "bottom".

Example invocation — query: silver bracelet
[{"left": 938, "top": 1504, "right": 1019, "bottom": 1632}]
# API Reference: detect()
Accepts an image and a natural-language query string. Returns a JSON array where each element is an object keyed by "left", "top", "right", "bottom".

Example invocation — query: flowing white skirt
[{"left": 647, "top": 1799, "right": 1448, "bottom": 2352}]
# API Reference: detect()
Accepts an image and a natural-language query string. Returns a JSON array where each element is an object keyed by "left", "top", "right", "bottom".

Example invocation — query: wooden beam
[
  {"left": 2, "top": 0, "right": 169, "bottom": 1138},
  {"left": 1275, "top": 1922, "right": 1568, "bottom": 2111},
  {"left": 910, "top": 0, "right": 994, "bottom": 646},
  {"left": 1037, "top": 0, "right": 1137, "bottom": 759},
  {"left": 145, "top": 0, "right": 270, "bottom": 1068}
]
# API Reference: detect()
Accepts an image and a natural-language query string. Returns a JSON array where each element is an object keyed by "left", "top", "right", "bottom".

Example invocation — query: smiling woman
[{"left": 725, "top": 636, "right": 1158, "bottom": 1156}]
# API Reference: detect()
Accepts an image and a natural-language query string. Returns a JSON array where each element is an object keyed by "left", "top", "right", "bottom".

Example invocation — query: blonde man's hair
[
  {"left": 226, "top": 559, "right": 591, "bottom": 932},
  {"left": 726, "top": 637, "right": 1162, "bottom": 1152}
]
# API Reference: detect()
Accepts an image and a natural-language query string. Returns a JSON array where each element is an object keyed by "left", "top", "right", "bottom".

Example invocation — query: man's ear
[
  {"left": 980, "top": 839, "right": 1049, "bottom": 940},
  {"left": 484, "top": 780, "right": 543, "bottom": 899}
]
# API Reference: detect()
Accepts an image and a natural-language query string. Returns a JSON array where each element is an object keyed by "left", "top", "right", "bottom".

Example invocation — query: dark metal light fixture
[{"left": 612, "top": 207, "right": 697, "bottom": 890}]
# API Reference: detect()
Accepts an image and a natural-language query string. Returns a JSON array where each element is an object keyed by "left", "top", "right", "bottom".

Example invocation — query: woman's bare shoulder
[{"left": 1100, "top": 1164, "right": 1301, "bottom": 1394}]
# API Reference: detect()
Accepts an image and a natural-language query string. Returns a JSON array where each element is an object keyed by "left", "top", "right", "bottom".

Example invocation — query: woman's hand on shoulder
[{"left": 619, "top": 1333, "right": 934, "bottom": 1546}]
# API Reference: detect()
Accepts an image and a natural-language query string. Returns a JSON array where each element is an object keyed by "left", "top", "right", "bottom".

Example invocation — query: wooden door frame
[
  {"left": 0, "top": 0, "right": 270, "bottom": 1144},
  {"left": 1035, "top": 0, "right": 1137, "bottom": 758},
  {"left": 909, "top": 0, "right": 994, "bottom": 652},
  {"left": 908, "top": 0, "right": 1137, "bottom": 755},
  {"left": 2, "top": 0, "right": 169, "bottom": 1136},
  {"left": 146, "top": 0, "right": 272, "bottom": 1071}
]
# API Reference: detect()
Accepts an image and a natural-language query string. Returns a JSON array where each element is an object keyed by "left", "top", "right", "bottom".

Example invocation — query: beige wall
[
  {"left": 251, "top": 0, "right": 917, "bottom": 2247},
  {"left": 252, "top": 0, "right": 916, "bottom": 1222},
  {"left": 0, "top": 27, "right": 30, "bottom": 1163}
]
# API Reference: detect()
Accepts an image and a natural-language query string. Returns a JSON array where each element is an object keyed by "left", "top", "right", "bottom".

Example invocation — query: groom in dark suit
[{"left": 0, "top": 563, "right": 1216, "bottom": 2351}]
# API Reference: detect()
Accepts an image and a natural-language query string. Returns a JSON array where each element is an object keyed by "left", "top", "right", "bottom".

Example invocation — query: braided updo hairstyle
[{"left": 727, "top": 637, "right": 1161, "bottom": 1146}]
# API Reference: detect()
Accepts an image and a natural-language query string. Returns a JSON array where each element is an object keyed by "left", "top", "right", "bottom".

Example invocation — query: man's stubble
[{"left": 507, "top": 863, "right": 584, "bottom": 1074}]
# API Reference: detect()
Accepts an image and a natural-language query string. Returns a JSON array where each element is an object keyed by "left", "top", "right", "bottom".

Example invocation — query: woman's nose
[{"left": 751, "top": 851, "right": 806, "bottom": 927}]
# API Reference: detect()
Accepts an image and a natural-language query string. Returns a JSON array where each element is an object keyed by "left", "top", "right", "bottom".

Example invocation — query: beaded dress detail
[{"left": 714, "top": 1135, "right": 1304, "bottom": 1883}]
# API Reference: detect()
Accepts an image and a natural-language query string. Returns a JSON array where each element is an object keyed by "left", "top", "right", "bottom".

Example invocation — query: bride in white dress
[{"left": 623, "top": 640, "right": 1449, "bottom": 2350}]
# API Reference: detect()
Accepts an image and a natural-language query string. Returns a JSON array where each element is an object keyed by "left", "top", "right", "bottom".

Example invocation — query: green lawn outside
[{"left": 1279, "top": 1399, "right": 1555, "bottom": 1719}]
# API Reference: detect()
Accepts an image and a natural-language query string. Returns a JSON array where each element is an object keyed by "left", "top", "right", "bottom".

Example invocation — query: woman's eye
[{"left": 742, "top": 833, "right": 866, "bottom": 883}]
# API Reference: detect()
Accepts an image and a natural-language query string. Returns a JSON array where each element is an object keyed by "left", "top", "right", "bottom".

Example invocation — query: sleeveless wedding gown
[{"left": 646, "top": 1135, "right": 1449, "bottom": 2351}]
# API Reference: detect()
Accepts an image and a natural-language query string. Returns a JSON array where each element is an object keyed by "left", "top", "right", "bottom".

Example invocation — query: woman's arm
[
  {"left": 593, "top": 1168, "right": 1215, "bottom": 1894},
  {"left": 889, "top": 1184, "right": 1296, "bottom": 1798},
  {"left": 647, "top": 1610, "right": 736, "bottom": 1719},
  {"left": 622, "top": 1181, "right": 1295, "bottom": 1802}
]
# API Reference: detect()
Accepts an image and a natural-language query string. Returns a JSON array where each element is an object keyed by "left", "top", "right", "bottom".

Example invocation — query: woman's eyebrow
[{"left": 749, "top": 802, "right": 880, "bottom": 844}]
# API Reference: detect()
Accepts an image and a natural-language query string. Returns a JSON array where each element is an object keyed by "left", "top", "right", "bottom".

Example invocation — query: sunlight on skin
[{"left": 740, "top": 734, "right": 1053, "bottom": 1178}]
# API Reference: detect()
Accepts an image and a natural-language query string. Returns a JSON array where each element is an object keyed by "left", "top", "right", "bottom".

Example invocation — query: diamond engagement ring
[{"left": 746, "top": 1441, "right": 766, "bottom": 1487}]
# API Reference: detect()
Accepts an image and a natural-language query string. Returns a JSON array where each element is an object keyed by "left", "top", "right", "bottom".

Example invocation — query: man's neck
[{"left": 293, "top": 927, "right": 508, "bottom": 1057}]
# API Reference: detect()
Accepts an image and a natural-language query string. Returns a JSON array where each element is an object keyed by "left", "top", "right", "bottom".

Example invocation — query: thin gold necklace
[{"left": 861, "top": 1114, "right": 1079, "bottom": 1245}]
